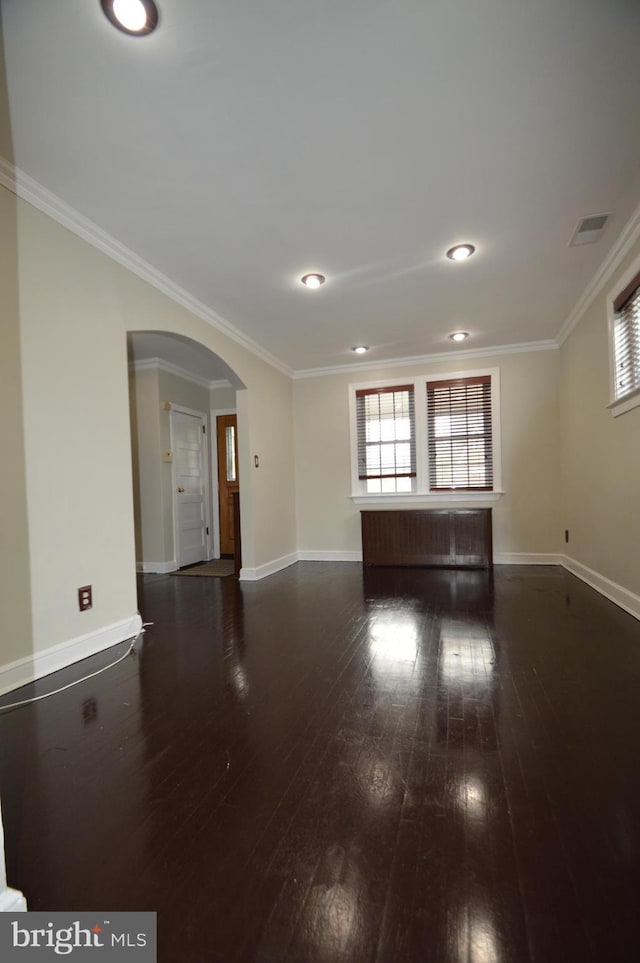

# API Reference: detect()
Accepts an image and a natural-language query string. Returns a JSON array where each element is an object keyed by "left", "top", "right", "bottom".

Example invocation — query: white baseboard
[
  {"left": 301, "top": 551, "right": 561, "bottom": 565},
  {"left": 300, "top": 551, "right": 563, "bottom": 565},
  {"left": 239, "top": 552, "right": 299, "bottom": 582},
  {"left": 136, "top": 560, "right": 177, "bottom": 574},
  {"left": 0, "top": 886, "right": 27, "bottom": 912},
  {"left": 0, "top": 614, "right": 143, "bottom": 698},
  {"left": 494, "top": 553, "right": 563, "bottom": 565},
  {"left": 241, "top": 551, "right": 364, "bottom": 576},
  {"left": 561, "top": 555, "right": 640, "bottom": 622},
  {"left": 297, "top": 550, "right": 363, "bottom": 562},
  {"left": 253, "top": 550, "right": 640, "bottom": 623}
]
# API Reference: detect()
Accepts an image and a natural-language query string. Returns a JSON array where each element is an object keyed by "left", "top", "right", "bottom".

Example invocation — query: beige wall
[
  {"left": 294, "top": 349, "right": 562, "bottom": 557},
  {"left": 244, "top": 372, "right": 296, "bottom": 567},
  {"left": 17, "top": 201, "right": 139, "bottom": 652},
  {"left": 4, "top": 192, "right": 297, "bottom": 668},
  {"left": 559, "top": 237, "right": 640, "bottom": 597},
  {"left": 0, "top": 28, "right": 32, "bottom": 670},
  {"left": 210, "top": 384, "right": 237, "bottom": 411},
  {"left": 0, "top": 186, "right": 33, "bottom": 667},
  {"left": 158, "top": 369, "right": 210, "bottom": 414},
  {"left": 129, "top": 366, "right": 166, "bottom": 565}
]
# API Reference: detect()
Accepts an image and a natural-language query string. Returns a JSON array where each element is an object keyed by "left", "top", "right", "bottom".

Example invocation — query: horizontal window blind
[
  {"left": 613, "top": 271, "right": 640, "bottom": 399},
  {"left": 427, "top": 376, "right": 493, "bottom": 491},
  {"left": 356, "top": 385, "right": 416, "bottom": 481}
]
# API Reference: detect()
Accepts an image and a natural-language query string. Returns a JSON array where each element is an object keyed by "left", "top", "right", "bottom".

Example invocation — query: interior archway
[{"left": 127, "top": 331, "right": 247, "bottom": 579}]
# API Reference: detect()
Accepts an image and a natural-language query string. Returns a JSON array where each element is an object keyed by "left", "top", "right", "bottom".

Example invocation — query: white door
[{"left": 171, "top": 409, "right": 208, "bottom": 567}]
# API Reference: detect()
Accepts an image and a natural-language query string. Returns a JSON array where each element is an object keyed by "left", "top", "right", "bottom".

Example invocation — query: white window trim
[
  {"left": 350, "top": 491, "right": 504, "bottom": 506},
  {"left": 607, "top": 251, "right": 640, "bottom": 418},
  {"left": 348, "top": 368, "right": 503, "bottom": 502}
]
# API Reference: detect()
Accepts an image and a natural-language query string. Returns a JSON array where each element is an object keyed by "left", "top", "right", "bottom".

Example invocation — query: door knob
[{"left": 177, "top": 486, "right": 185, "bottom": 493}]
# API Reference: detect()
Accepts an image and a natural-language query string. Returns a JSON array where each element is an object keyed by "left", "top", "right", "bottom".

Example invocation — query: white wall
[
  {"left": 294, "top": 348, "right": 562, "bottom": 559},
  {"left": 559, "top": 236, "right": 640, "bottom": 599}
]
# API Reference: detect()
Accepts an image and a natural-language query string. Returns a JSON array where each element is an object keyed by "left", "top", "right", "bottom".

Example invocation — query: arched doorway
[{"left": 127, "top": 331, "right": 247, "bottom": 576}]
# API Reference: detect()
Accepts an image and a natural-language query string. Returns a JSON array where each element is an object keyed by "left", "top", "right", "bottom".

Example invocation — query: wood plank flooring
[{"left": 2, "top": 563, "right": 640, "bottom": 962}]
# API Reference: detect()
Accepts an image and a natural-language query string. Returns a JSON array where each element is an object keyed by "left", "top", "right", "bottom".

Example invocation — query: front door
[
  {"left": 172, "top": 409, "right": 208, "bottom": 567},
  {"left": 217, "top": 414, "right": 239, "bottom": 556}
]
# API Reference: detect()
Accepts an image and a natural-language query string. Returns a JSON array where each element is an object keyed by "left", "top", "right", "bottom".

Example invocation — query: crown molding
[
  {"left": 8, "top": 154, "right": 639, "bottom": 376},
  {"left": 129, "top": 357, "right": 232, "bottom": 391},
  {"left": 557, "top": 198, "right": 640, "bottom": 345},
  {"left": 292, "top": 339, "right": 558, "bottom": 379},
  {"left": 0, "top": 155, "right": 293, "bottom": 378}
]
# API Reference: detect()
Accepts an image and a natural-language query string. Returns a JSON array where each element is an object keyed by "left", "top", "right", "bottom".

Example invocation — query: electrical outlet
[
  {"left": 78, "top": 585, "right": 92, "bottom": 611},
  {"left": 564, "top": 529, "right": 569, "bottom": 543}
]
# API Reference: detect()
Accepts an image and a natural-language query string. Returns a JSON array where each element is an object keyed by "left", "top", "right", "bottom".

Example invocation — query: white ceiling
[{"left": 3, "top": 0, "right": 640, "bottom": 374}]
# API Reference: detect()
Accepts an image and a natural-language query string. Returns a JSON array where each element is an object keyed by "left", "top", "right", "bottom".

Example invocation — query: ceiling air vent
[{"left": 569, "top": 213, "right": 611, "bottom": 246}]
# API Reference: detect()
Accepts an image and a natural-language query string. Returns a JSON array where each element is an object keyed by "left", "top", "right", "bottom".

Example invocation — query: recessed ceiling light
[
  {"left": 301, "top": 273, "right": 326, "bottom": 289},
  {"left": 449, "top": 331, "right": 469, "bottom": 342},
  {"left": 446, "top": 244, "right": 476, "bottom": 261},
  {"left": 352, "top": 346, "right": 369, "bottom": 354},
  {"left": 101, "top": 0, "right": 159, "bottom": 36}
]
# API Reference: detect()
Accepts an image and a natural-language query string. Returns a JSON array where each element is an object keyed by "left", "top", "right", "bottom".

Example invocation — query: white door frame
[
  {"left": 169, "top": 404, "right": 212, "bottom": 567},
  {"left": 210, "top": 407, "right": 237, "bottom": 559}
]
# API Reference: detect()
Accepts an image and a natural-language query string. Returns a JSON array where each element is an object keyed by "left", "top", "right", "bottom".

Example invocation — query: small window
[
  {"left": 225, "top": 425, "right": 237, "bottom": 482},
  {"left": 427, "top": 375, "right": 493, "bottom": 491},
  {"left": 613, "top": 269, "right": 640, "bottom": 401},
  {"left": 355, "top": 385, "right": 416, "bottom": 494}
]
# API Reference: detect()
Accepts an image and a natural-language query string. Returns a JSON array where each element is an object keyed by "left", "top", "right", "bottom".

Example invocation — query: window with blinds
[
  {"left": 355, "top": 385, "right": 416, "bottom": 493},
  {"left": 427, "top": 375, "right": 493, "bottom": 491},
  {"left": 350, "top": 370, "right": 500, "bottom": 498},
  {"left": 613, "top": 270, "right": 640, "bottom": 400}
]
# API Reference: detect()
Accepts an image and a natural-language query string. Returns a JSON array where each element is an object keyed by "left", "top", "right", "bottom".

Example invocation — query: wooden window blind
[
  {"left": 356, "top": 385, "right": 416, "bottom": 485},
  {"left": 613, "top": 270, "right": 640, "bottom": 400},
  {"left": 427, "top": 376, "right": 493, "bottom": 491}
]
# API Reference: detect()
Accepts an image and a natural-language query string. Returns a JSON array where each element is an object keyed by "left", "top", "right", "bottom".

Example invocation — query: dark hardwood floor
[{"left": 2, "top": 563, "right": 640, "bottom": 962}]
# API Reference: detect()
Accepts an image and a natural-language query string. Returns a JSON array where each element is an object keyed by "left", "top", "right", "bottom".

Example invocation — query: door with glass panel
[{"left": 216, "top": 414, "right": 239, "bottom": 556}]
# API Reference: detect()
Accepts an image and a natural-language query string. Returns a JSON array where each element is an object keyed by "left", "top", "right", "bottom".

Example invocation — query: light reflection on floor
[
  {"left": 456, "top": 772, "right": 487, "bottom": 820},
  {"left": 302, "top": 845, "right": 363, "bottom": 962},
  {"left": 457, "top": 903, "right": 501, "bottom": 963},
  {"left": 368, "top": 610, "right": 419, "bottom": 672}
]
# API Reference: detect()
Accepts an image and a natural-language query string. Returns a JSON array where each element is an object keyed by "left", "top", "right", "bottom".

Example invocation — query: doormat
[{"left": 172, "top": 560, "right": 235, "bottom": 578}]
